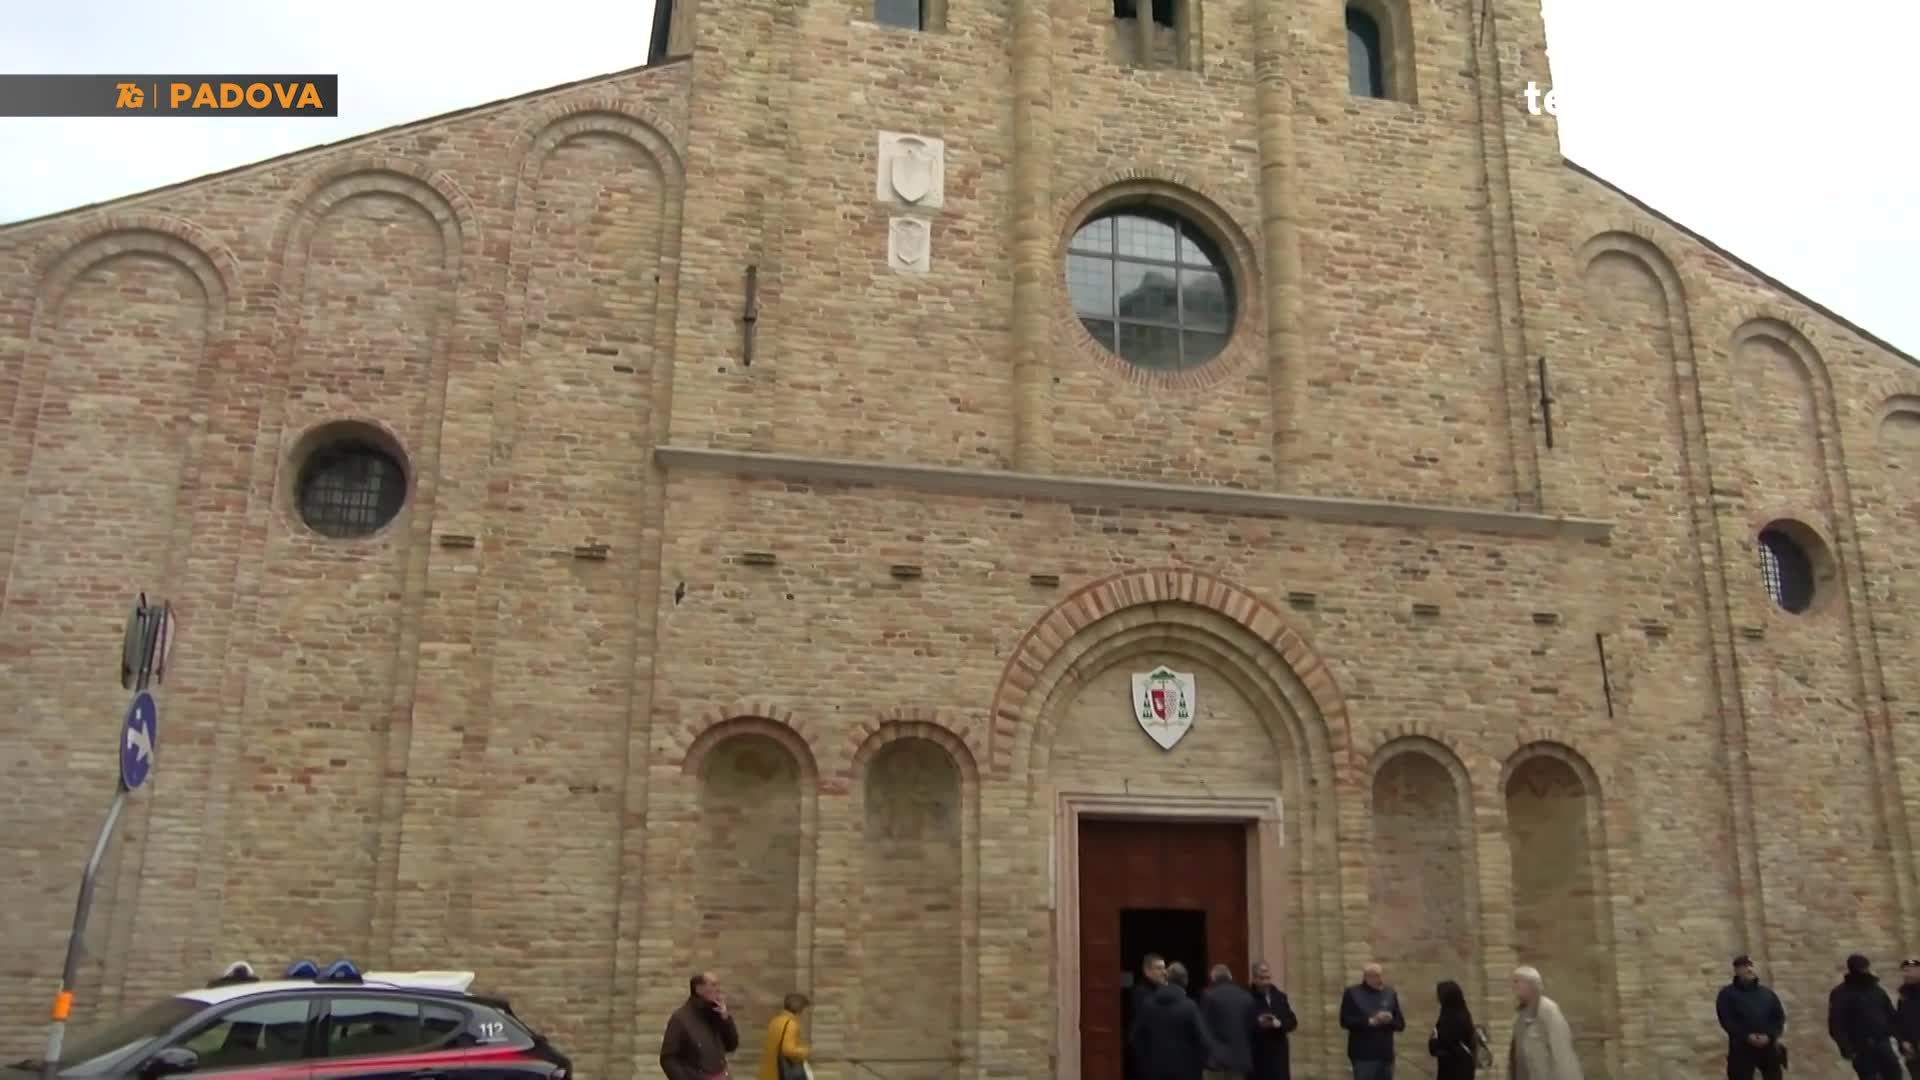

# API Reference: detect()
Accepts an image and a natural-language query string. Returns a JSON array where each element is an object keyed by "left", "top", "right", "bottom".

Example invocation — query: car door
[
  {"left": 140, "top": 996, "right": 318, "bottom": 1080},
  {"left": 307, "top": 995, "right": 473, "bottom": 1080}
]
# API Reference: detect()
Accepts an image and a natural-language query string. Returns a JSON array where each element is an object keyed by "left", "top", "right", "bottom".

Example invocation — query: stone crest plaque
[
  {"left": 876, "top": 131, "right": 945, "bottom": 209},
  {"left": 888, "top": 216, "right": 931, "bottom": 273}
]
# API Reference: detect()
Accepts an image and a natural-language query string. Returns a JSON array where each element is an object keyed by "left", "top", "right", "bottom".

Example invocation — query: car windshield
[{"left": 53, "top": 997, "right": 208, "bottom": 1070}]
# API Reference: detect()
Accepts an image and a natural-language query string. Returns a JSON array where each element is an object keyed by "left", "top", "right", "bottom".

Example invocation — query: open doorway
[
  {"left": 1118, "top": 907, "right": 1206, "bottom": 1080},
  {"left": 1121, "top": 907, "right": 1207, "bottom": 1000},
  {"left": 1079, "top": 816, "right": 1248, "bottom": 1080}
]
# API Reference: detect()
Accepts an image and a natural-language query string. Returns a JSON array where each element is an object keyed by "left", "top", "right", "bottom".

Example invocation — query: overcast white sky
[{"left": 1, "top": 0, "right": 1914, "bottom": 358}]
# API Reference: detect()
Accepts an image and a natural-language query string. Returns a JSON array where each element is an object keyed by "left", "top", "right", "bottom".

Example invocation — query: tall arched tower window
[{"left": 1346, "top": 6, "right": 1386, "bottom": 98}]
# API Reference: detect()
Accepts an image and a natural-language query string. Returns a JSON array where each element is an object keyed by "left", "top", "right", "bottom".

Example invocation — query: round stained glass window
[{"left": 1066, "top": 207, "right": 1237, "bottom": 371}]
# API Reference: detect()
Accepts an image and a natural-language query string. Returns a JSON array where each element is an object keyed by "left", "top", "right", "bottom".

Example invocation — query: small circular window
[
  {"left": 1756, "top": 525, "right": 1817, "bottom": 614},
  {"left": 295, "top": 433, "right": 408, "bottom": 539},
  {"left": 1066, "top": 206, "right": 1236, "bottom": 371}
]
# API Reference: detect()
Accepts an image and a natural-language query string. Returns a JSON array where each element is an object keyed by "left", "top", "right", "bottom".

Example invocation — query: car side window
[
  {"left": 173, "top": 1000, "right": 312, "bottom": 1071},
  {"left": 420, "top": 1005, "right": 465, "bottom": 1045},
  {"left": 323, "top": 999, "right": 465, "bottom": 1059}
]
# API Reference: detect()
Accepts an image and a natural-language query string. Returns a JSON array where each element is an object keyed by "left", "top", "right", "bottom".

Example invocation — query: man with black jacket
[
  {"left": 1127, "top": 954, "right": 1171, "bottom": 1080},
  {"left": 1199, "top": 964, "right": 1259, "bottom": 1080},
  {"left": 1248, "top": 961, "right": 1299, "bottom": 1080},
  {"left": 1338, "top": 963, "right": 1406, "bottom": 1080},
  {"left": 1830, "top": 954, "right": 1903, "bottom": 1080},
  {"left": 1894, "top": 959, "right": 1920, "bottom": 1080},
  {"left": 1130, "top": 962, "right": 1217, "bottom": 1080},
  {"left": 1717, "top": 955, "right": 1786, "bottom": 1080}
]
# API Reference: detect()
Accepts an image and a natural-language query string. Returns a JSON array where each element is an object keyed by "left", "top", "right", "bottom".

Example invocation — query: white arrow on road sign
[{"left": 119, "top": 692, "right": 158, "bottom": 791}]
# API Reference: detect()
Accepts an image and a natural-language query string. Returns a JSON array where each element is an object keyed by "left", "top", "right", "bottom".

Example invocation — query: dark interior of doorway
[{"left": 1118, "top": 907, "right": 1207, "bottom": 1080}]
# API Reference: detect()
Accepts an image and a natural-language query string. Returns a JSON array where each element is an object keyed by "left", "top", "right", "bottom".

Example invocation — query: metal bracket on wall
[
  {"left": 1595, "top": 632, "right": 1614, "bottom": 717},
  {"left": 1538, "top": 355, "right": 1556, "bottom": 449},
  {"left": 741, "top": 264, "right": 760, "bottom": 366}
]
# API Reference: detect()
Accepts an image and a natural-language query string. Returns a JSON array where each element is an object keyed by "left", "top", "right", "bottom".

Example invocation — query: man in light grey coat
[{"left": 1508, "top": 966, "right": 1583, "bottom": 1080}]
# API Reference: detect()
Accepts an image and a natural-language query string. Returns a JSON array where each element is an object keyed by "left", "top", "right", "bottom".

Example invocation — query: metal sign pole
[
  {"left": 40, "top": 595, "right": 168, "bottom": 1080},
  {"left": 40, "top": 786, "right": 128, "bottom": 1080}
]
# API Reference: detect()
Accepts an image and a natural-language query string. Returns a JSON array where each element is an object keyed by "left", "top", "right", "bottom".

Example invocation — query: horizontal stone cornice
[{"left": 653, "top": 446, "right": 1614, "bottom": 541}]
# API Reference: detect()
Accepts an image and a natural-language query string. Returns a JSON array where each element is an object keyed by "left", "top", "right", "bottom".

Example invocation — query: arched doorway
[{"left": 987, "top": 569, "right": 1355, "bottom": 1080}]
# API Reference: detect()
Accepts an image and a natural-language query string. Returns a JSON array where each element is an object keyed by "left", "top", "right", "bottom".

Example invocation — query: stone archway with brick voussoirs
[{"left": 988, "top": 568, "right": 1363, "bottom": 1080}]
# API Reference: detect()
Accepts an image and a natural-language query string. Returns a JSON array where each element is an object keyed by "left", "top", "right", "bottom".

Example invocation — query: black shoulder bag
[{"left": 778, "top": 1018, "right": 808, "bottom": 1080}]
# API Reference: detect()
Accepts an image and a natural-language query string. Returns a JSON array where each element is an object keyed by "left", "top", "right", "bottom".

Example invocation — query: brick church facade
[{"left": 2, "top": 0, "right": 1916, "bottom": 1076}]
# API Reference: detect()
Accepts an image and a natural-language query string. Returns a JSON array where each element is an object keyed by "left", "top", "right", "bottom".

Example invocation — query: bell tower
[{"left": 647, "top": 0, "right": 686, "bottom": 61}]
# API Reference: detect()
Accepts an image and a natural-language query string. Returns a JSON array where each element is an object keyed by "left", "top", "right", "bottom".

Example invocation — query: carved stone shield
[
  {"left": 889, "top": 139, "right": 934, "bottom": 204},
  {"left": 1131, "top": 665, "right": 1196, "bottom": 750},
  {"left": 891, "top": 217, "right": 928, "bottom": 266}
]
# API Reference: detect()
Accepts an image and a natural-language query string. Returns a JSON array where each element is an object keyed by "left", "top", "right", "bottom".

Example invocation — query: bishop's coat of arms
[{"left": 1131, "top": 665, "right": 1196, "bottom": 750}]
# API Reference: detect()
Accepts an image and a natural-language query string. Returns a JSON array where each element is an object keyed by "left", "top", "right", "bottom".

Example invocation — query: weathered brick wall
[
  {"left": 0, "top": 237, "right": 209, "bottom": 1019},
  {"left": 1539, "top": 240, "right": 1744, "bottom": 1072},
  {"left": 644, "top": 476, "right": 1624, "bottom": 1078},
  {"left": 660, "top": 0, "right": 1017, "bottom": 464},
  {"left": 0, "top": 64, "right": 690, "bottom": 1072},
  {"left": 0, "top": 0, "right": 1916, "bottom": 1078},
  {"left": 1276, "top": 0, "right": 1524, "bottom": 504},
  {"left": 1531, "top": 168, "right": 1920, "bottom": 1076}
]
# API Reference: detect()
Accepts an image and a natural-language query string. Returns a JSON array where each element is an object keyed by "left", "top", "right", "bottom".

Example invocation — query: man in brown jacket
[{"left": 661, "top": 971, "right": 742, "bottom": 1080}]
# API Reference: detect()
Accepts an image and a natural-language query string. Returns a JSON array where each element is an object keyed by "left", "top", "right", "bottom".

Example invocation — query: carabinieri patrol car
[{"left": 7, "top": 960, "right": 572, "bottom": 1080}]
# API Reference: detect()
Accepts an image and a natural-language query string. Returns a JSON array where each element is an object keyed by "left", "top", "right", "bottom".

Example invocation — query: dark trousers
[
  {"left": 1350, "top": 1060, "right": 1393, "bottom": 1080},
  {"left": 1853, "top": 1042, "right": 1904, "bottom": 1080},
  {"left": 1726, "top": 1042, "right": 1782, "bottom": 1080}
]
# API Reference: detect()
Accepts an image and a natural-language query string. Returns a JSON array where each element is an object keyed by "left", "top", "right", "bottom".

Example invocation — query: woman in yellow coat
[{"left": 759, "top": 992, "right": 812, "bottom": 1080}]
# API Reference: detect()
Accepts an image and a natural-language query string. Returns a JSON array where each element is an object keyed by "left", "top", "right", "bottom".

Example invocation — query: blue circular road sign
[{"left": 120, "top": 692, "right": 158, "bottom": 791}]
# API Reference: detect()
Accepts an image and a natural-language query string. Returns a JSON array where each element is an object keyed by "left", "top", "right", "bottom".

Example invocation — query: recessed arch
[
  {"left": 1499, "top": 738, "right": 1605, "bottom": 798},
  {"left": 1369, "top": 733, "right": 1474, "bottom": 811},
  {"left": 1014, "top": 570, "right": 1355, "bottom": 1080},
  {"left": 4, "top": 214, "right": 236, "bottom": 998},
  {"left": 852, "top": 731, "right": 971, "bottom": 1070},
  {"left": 1726, "top": 315, "right": 1843, "bottom": 512},
  {"left": 1876, "top": 394, "right": 1920, "bottom": 451},
  {"left": 838, "top": 718, "right": 979, "bottom": 1077},
  {"left": 1730, "top": 315, "right": 1835, "bottom": 402},
  {"left": 849, "top": 716, "right": 979, "bottom": 788},
  {"left": 684, "top": 722, "right": 813, "bottom": 1036},
  {"left": 511, "top": 97, "right": 686, "bottom": 178},
  {"left": 1024, "top": 621, "right": 1329, "bottom": 806},
  {"left": 33, "top": 217, "right": 236, "bottom": 325},
  {"left": 271, "top": 158, "right": 480, "bottom": 277},
  {"left": 991, "top": 568, "right": 1350, "bottom": 782},
  {"left": 1576, "top": 231, "right": 1689, "bottom": 312},
  {"left": 1502, "top": 740, "right": 1618, "bottom": 1072},
  {"left": 1726, "top": 317, "right": 1916, "bottom": 950},
  {"left": 518, "top": 108, "right": 685, "bottom": 189},
  {"left": 1369, "top": 737, "right": 1478, "bottom": 1011},
  {"left": 681, "top": 712, "right": 821, "bottom": 784}
]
